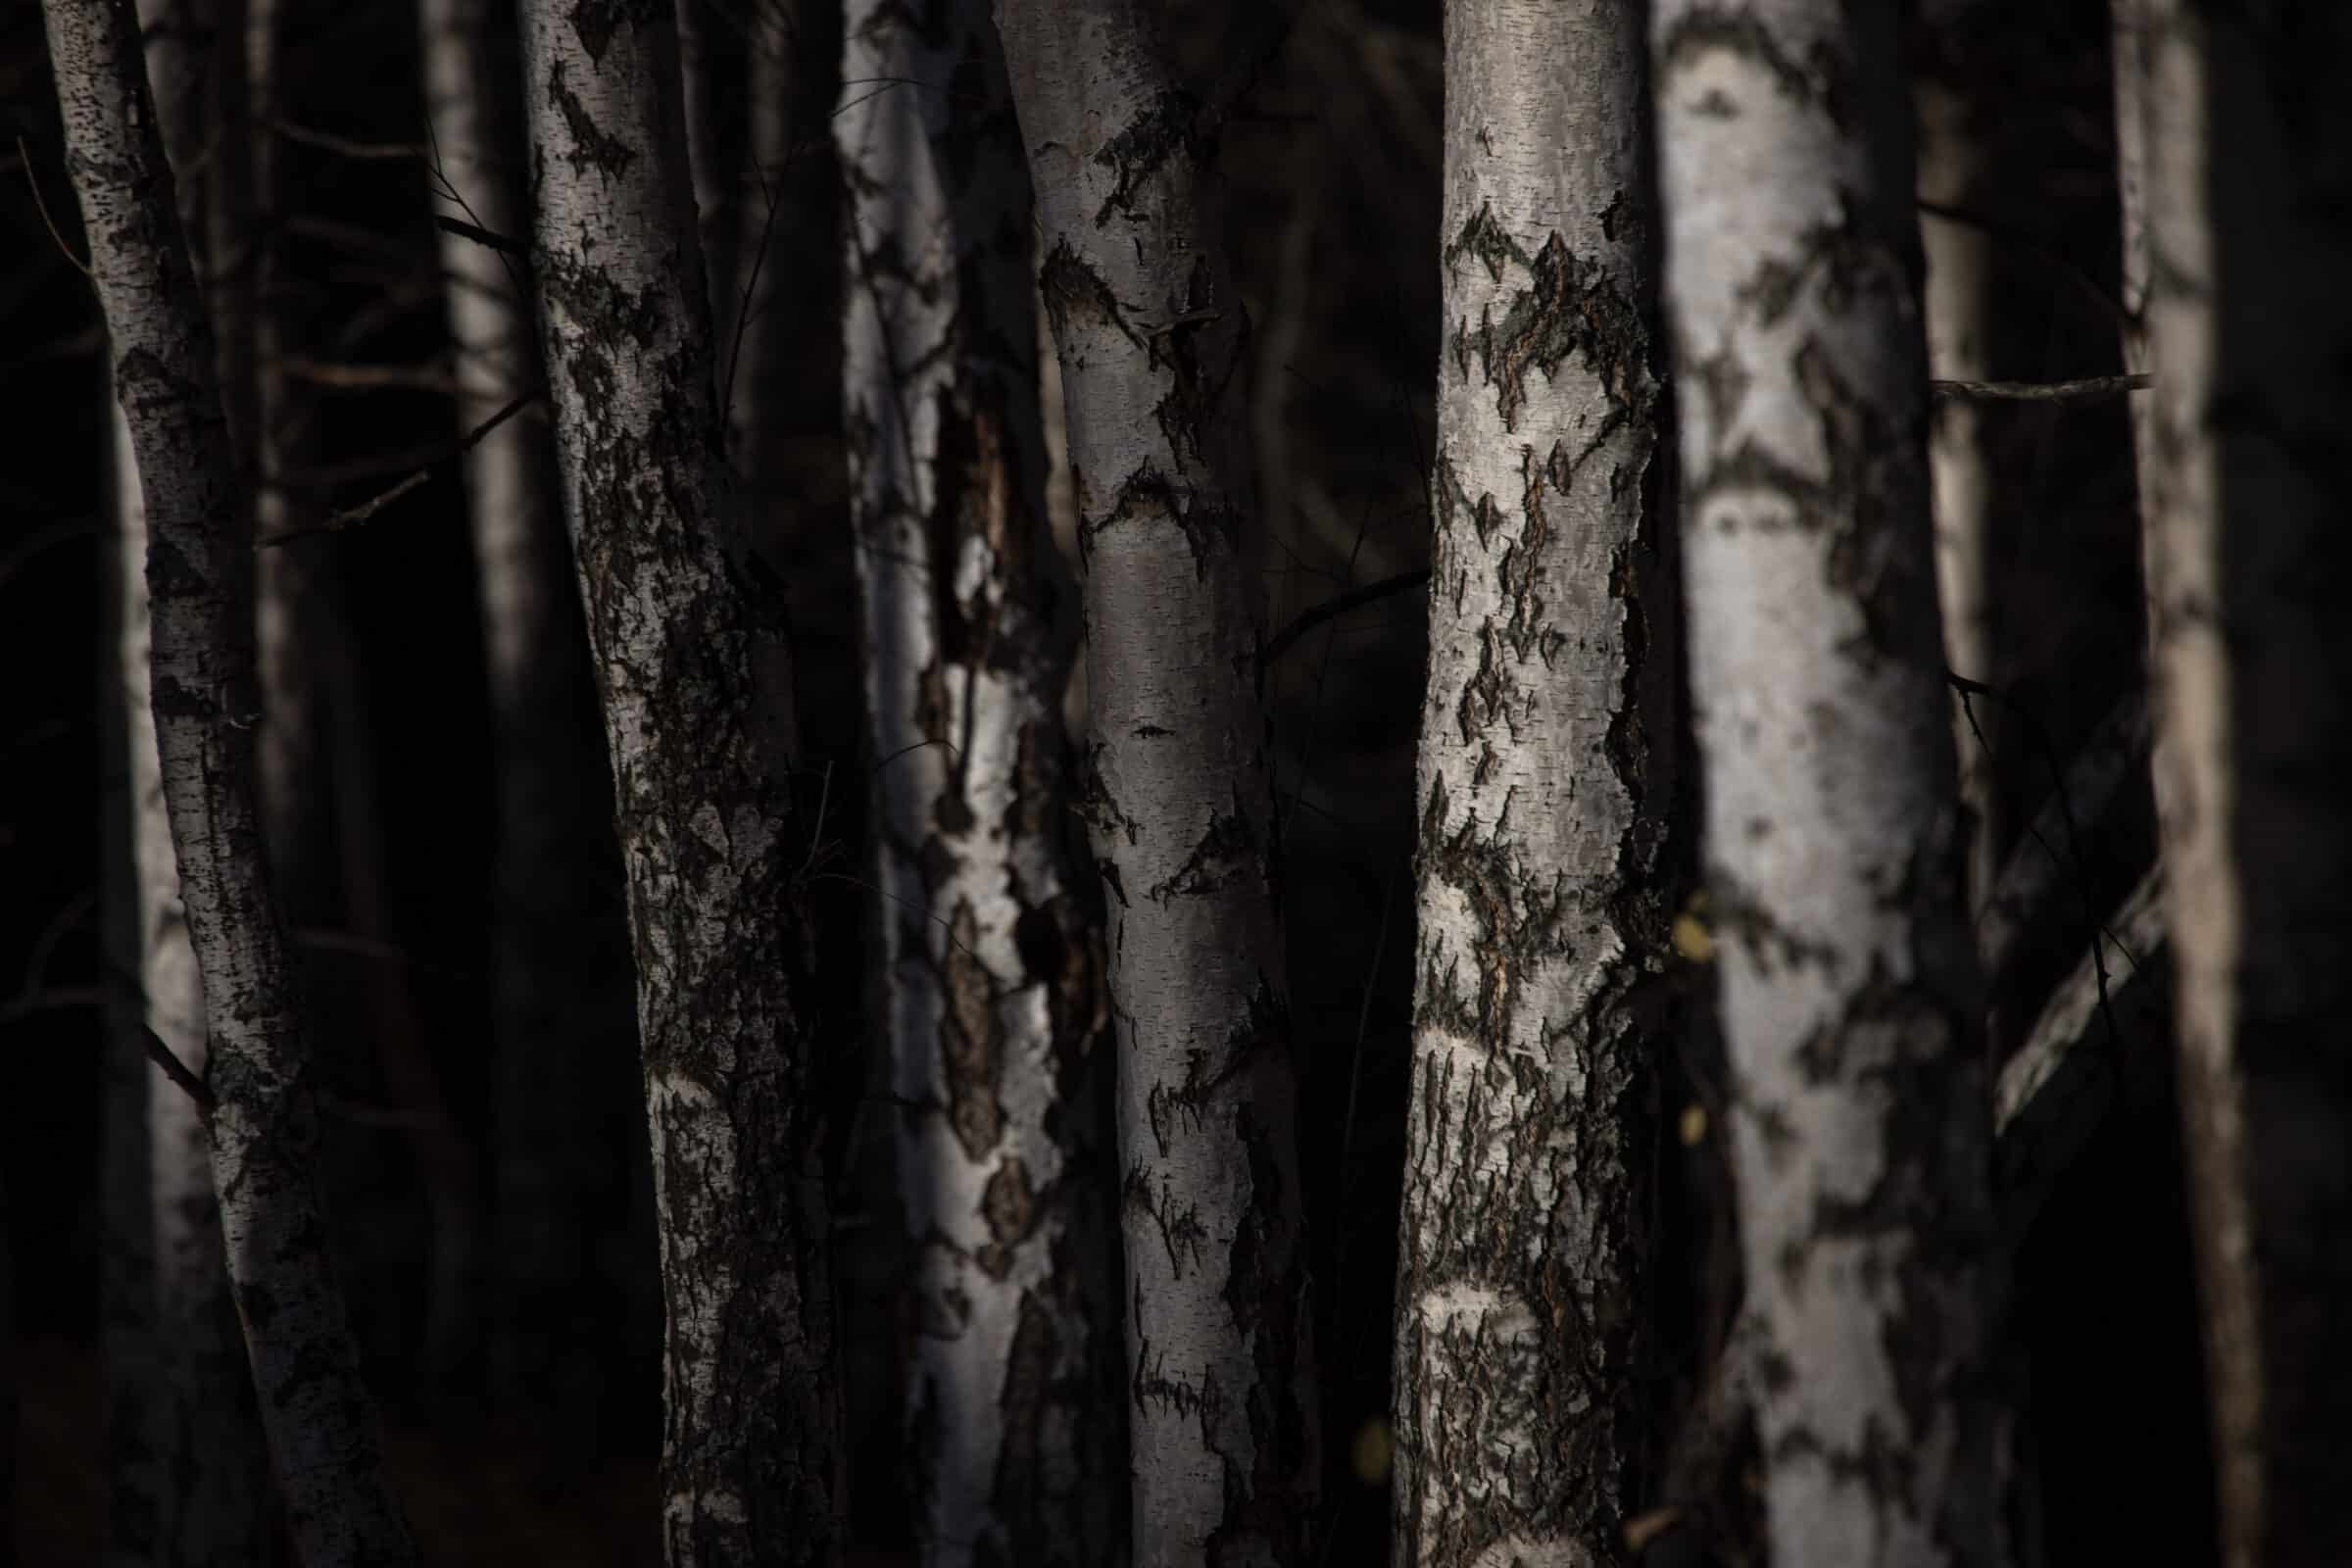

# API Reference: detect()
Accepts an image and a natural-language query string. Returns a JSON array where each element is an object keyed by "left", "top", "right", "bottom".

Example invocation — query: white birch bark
[
  {"left": 45, "top": 1, "right": 418, "bottom": 1559},
  {"left": 514, "top": 4, "right": 839, "bottom": 1558},
  {"left": 420, "top": 0, "right": 637, "bottom": 1436},
  {"left": 1651, "top": 5, "right": 2002, "bottom": 1564},
  {"left": 1390, "top": 1, "right": 1672, "bottom": 1563},
  {"left": 110, "top": 400, "right": 275, "bottom": 1568},
  {"left": 838, "top": 13, "right": 1124, "bottom": 1562},
  {"left": 2123, "top": 3, "right": 2352, "bottom": 1560},
  {"left": 993, "top": 4, "right": 1320, "bottom": 1559}
]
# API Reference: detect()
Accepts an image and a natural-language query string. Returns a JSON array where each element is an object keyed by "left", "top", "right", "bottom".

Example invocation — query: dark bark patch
[
  {"left": 1657, "top": 8, "right": 1846, "bottom": 122},
  {"left": 543, "top": 61, "right": 636, "bottom": 180},
  {"left": 1092, "top": 89, "right": 1200, "bottom": 224},
  {"left": 1461, "top": 231, "right": 1654, "bottom": 433},
  {"left": 940, "top": 900, "right": 1005, "bottom": 1160},
  {"left": 975, "top": 1156, "right": 1037, "bottom": 1280}
]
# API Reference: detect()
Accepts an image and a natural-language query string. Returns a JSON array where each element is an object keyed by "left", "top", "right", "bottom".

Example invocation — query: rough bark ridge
[
  {"left": 1390, "top": 1, "right": 1671, "bottom": 1563},
  {"left": 2125, "top": 3, "right": 2352, "bottom": 1561},
  {"left": 44, "top": 1, "right": 418, "bottom": 1561},
  {"left": 109, "top": 401, "right": 276, "bottom": 1568},
  {"left": 1650, "top": 5, "right": 2001, "bottom": 1565},
  {"left": 993, "top": 3, "right": 1320, "bottom": 1561},
  {"left": 420, "top": 0, "right": 640, "bottom": 1438},
  {"left": 838, "top": 5, "right": 1123, "bottom": 1563},
  {"left": 514, "top": 4, "right": 839, "bottom": 1561}
]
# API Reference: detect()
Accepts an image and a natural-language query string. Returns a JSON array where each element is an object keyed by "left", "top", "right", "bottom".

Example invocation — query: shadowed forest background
[{"left": 1, "top": 0, "right": 2232, "bottom": 1560}]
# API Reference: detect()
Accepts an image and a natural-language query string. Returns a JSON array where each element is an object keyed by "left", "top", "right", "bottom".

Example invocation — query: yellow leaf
[
  {"left": 1679, "top": 1103, "right": 1708, "bottom": 1147},
  {"left": 1672, "top": 910, "right": 1715, "bottom": 963},
  {"left": 1350, "top": 1418, "right": 1394, "bottom": 1486}
]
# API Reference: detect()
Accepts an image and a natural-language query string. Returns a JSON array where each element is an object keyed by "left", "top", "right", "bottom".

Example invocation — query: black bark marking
[{"left": 544, "top": 60, "right": 636, "bottom": 180}]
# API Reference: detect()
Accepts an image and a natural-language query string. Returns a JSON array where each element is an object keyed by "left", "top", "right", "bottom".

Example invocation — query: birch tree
[
  {"left": 44, "top": 0, "right": 417, "bottom": 1559},
  {"left": 1389, "top": 0, "right": 1672, "bottom": 1562},
  {"left": 514, "top": 3, "right": 838, "bottom": 1557},
  {"left": 838, "top": 8, "right": 1122, "bottom": 1561},
  {"left": 1651, "top": 4, "right": 2002, "bottom": 1563},
  {"left": 419, "top": 0, "right": 637, "bottom": 1432},
  {"left": 2121, "top": 3, "right": 2352, "bottom": 1560},
  {"left": 992, "top": 4, "right": 1320, "bottom": 1559}
]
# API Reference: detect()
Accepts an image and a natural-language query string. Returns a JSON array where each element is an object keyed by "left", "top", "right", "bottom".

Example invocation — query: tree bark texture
[
  {"left": 514, "top": 4, "right": 839, "bottom": 1560},
  {"left": 1650, "top": 5, "right": 2002, "bottom": 1565},
  {"left": 2126, "top": 3, "right": 2352, "bottom": 1561},
  {"left": 1390, "top": 1, "right": 1673, "bottom": 1563},
  {"left": 45, "top": 1, "right": 419, "bottom": 1561},
  {"left": 838, "top": 7, "right": 1124, "bottom": 1564},
  {"left": 992, "top": 4, "right": 1320, "bottom": 1561},
  {"left": 108, "top": 397, "right": 275, "bottom": 1568},
  {"left": 420, "top": 0, "right": 641, "bottom": 1436}
]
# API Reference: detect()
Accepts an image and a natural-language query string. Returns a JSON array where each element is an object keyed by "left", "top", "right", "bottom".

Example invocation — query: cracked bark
[
  {"left": 1390, "top": 1, "right": 1674, "bottom": 1564},
  {"left": 839, "top": 3, "right": 1124, "bottom": 1564},
  {"left": 1651, "top": 5, "right": 2002, "bottom": 1565},
  {"left": 993, "top": 2, "right": 1319, "bottom": 1560},
  {"left": 2121, "top": 3, "right": 2352, "bottom": 1561},
  {"left": 44, "top": 0, "right": 418, "bottom": 1559},
  {"left": 514, "top": 2, "right": 839, "bottom": 1561},
  {"left": 421, "top": 0, "right": 642, "bottom": 1440}
]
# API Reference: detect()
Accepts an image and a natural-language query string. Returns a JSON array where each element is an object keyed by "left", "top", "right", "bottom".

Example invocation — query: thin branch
[
  {"left": 1261, "top": 566, "right": 1431, "bottom": 670},
  {"left": 257, "top": 391, "right": 534, "bottom": 545},
  {"left": 279, "top": 356, "right": 464, "bottom": 395},
  {"left": 431, "top": 213, "right": 529, "bottom": 258},
  {"left": 1917, "top": 197, "right": 2129, "bottom": 329},
  {"left": 265, "top": 118, "right": 431, "bottom": 163},
  {"left": 1978, "top": 691, "right": 2152, "bottom": 980},
  {"left": 17, "top": 135, "right": 92, "bottom": 277},
  {"left": 1931, "top": 373, "right": 2149, "bottom": 405}
]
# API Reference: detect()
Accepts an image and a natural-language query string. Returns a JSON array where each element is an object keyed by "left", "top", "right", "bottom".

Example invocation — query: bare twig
[
  {"left": 256, "top": 391, "right": 534, "bottom": 545},
  {"left": 279, "top": 356, "right": 465, "bottom": 395},
  {"left": 17, "top": 135, "right": 92, "bottom": 277},
  {"left": 1261, "top": 566, "right": 1431, "bottom": 670},
  {"left": 266, "top": 118, "right": 430, "bottom": 163},
  {"left": 1978, "top": 691, "right": 2152, "bottom": 980},
  {"left": 1931, "top": 373, "right": 2149, "bottom": 405},
  {"left": 431, "top": 213, "right": 529, "bottom": 258}
]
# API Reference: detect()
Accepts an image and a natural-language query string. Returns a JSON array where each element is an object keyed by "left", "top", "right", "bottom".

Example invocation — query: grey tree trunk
[
  {"left": 1389, "top": 1, "right": 1673, "bottom": 1563},
  {"left": 837, "top": 11, "right": 1123, "bottom": 1562},
  {"left": 419, "top": 0, "right": 641, "bottom": 1440},
  {"left": 992, "top": 5, "right": 1321, "bottom": 1562},
  {"left": 108, "top": 398, "right": 275, "bottom": 1568},
  {"left": 514, "top": 4, "right": 840, "bottom": 1559},
  {"left": 44, "top": 0, "right": 418, "bottom": 1560},
  {"left": 2122, "top": 4, "right": 2352, "bottom": 1561},
  {"left": 1651, "top": 6, "right": 2002, "bottom": 1565}
]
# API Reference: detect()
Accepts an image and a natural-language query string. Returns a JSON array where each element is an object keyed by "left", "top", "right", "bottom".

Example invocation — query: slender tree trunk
[
  {"left": 729, "top": 5, "right": 794, "bottom": 485},
  {"left": 108, "top": 397, "right": 276, "bottom": 1568},
  {"left": 2123, "top": 4, "right": 2352, "bottom": 1561},
  {"left": 44, "top": 1, "right": 418, "bottom": 1560},
  {"left": 419, "top": 0, "right": 643, "bottom": 1442},
  {"left": 1651, "top": 6, "right": 2002, "bottom": 1565},
  {"left": 837, "top": 12, "right": 1123, "bottom": 1563},
  {"left": 1389, "top": 1, "right": 1673, "bottom": 1563},
  {"left": 514, "top": 5, "right": 839, "bottom": 1559},
  {"left": 993, "top": 8, "right": 1319, "bottom": 1562}
]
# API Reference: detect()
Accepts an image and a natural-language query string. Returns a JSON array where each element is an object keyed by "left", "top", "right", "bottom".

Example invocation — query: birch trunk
[
  {"left": 44, "top": 0, "right": 418, "bottom": 1560},
  {"left": 993, "top": 6, "right": 1320, "bottom": 1561},
  {"left": 1390, "top": 1, "right": 1672, "bottom": 1562},
  {"left": 109, "top": 398, "right": 275, "bottom": 1568},
  {"left": 2124, "top": 4, "right": 2352, "bottom": 1560},
  {"left": 838, "top": 11, "right": 1122, "bottom": 1561},
  {"left": 514, "top": 4, "right": 839, "bottom": 1558},
  {"left": 1651, "top": 5, "right": 2002, "bottom": 1564},
  {"left": 419, "top": 0, "right": 640, "bottom": 1438}
]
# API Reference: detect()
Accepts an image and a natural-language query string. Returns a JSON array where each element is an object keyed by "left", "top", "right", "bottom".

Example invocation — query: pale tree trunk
[
  {"left": 993, "top": 8, "right": 1319, "bottom": 1562},
  {"left": 1651, "top": 5, "right": 2002, "bottom": 1566},
  {"left": 1389, "top": 1, "right": 1672, "bottom": 1563},
  {"left": 837, "top": 12, "right": 1123, "bottom": 1563},
  {"left": 1912, "top": 21, "right": 1997, "bottom": 912},
  {"left": 419, "top": 0, "right": 641, "bottom": 1440},
  {"left": 45, "top": 1, "right": 418, "bottom": 1560},
  {"left": 2123, "top": 4, "right": 2352, "bottom": 1561},
  {"left": 514, "top": 5, "right": 839, "bottom": 1560},
  {"left": 109, "top": 399, "right": 275, "bottom": 1568}
]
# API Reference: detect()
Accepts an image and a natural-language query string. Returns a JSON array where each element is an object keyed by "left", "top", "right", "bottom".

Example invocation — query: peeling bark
[
  {"left": 1390, "top": 1, "right": 1674, "bottom": 1563},
  {"left": 514, "top": 2, "right": 839, "bottom": 1560},
  {"left": 993, "top": 3, "right": 1320, "bottom": 1560},
  {"left": 420, "top": 0, "right": 640, "bottom": 1437},
  {"left": 44, "top": 0, "right": 417, "bottom": 1560},
  {"left": 1651, "top": 5, "right": 2002, "bottom": 1564},
  {"left": 2123, "top": 3, "right": 2352, "bottom": 1561},
  {"left": 838, "top": 6, "right": 1124, "bottom": 1564}
]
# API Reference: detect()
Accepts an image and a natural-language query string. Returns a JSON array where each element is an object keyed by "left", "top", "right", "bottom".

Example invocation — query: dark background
[{"left": 1, "top": 0, "right": 2217, "bottom": 1560}]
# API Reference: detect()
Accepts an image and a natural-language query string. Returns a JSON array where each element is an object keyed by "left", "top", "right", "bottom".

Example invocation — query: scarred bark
[
  {"left": 514, "top": 3, "right": 839, "bottom": 1560},
  {"left": 45, "top": 0, "right": 417, "bottom": 1560},
  {"left": 993, "top": 3, "right": 1320, "bottom": 1561},
  {"left": 1390, "top": 1, "right": 1674, "bottom": 1563},
  {"left": 2123, "top": 3, "right": 2352, "bottom": 1560},
  {"left": 838, "top": 6, "right": 1123, "bottom": 1564},
  {"left": 1651, "top": 4, "right": 2002, "bottom": 1564}
]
